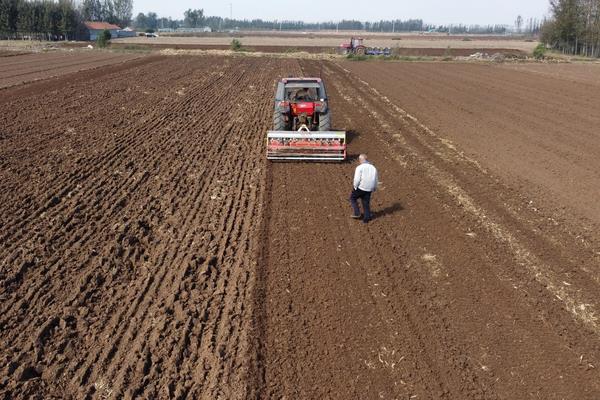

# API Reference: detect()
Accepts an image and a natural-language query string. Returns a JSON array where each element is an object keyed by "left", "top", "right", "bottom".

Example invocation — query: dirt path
[{"left": 259, "top": 60, "right": 600, "bottom": 399}]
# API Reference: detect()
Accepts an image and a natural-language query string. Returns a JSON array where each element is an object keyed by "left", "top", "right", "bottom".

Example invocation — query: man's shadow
[{"left": 373, "top": 202, "right": 404, "bottom": 218}]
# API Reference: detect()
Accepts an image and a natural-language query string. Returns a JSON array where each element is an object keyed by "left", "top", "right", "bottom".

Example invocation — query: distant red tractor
[
  {"left": 340, "top": 37, "right": 392, "bottom": 56},
  {"left": 340, "top": 37, "right": 367, "bottom": 55}
]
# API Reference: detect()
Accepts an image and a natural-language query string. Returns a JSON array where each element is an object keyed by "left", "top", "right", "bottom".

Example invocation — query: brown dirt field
[
  {"left": 113, "top": 35, "right": 538, "bottom": 53},
  {"left": 260, "top": 60, "right": 600, "bottom": 399},
  {"left": 1, "top": 55, "right": 600, "bottom": 399},
  {"left": 0, "top": 55, "right": 297, "bottom": 398},
  {"left": 500, "top": 62, "right": 600, "bottom": 86},
  {"left": 0, "top": 51, "right": 142, "bottom": 89},
  {"left": 106, "top": 42, "right": 526, "bottom": 57},
  {"left": 341, "top": 61, "right": 600, "bottom": 227},
  {"left": 0, "top": 50, "right": 29, "bottom": 57}
]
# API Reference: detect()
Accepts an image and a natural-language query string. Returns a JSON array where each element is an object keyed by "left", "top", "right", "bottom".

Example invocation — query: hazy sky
[{"left": 132, "top": 0, "right": 551, "bottom": 25}]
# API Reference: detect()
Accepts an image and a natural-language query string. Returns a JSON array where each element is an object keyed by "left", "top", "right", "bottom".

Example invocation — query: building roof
[{"left": 84, "top": 21, "right": 121, "bottom": 31}]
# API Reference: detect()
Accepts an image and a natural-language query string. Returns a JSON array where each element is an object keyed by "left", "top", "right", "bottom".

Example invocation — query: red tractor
[
  {"left": 340, "top": 37, "right": 367, "bottom": 55},
  {"left": 267, "top": 77, "right": 346, "bottom": 161}
]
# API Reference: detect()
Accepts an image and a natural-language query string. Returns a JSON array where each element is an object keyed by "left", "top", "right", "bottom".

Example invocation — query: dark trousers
[{"left": 350, "top": 188, "right": 372, "bottom": 222}]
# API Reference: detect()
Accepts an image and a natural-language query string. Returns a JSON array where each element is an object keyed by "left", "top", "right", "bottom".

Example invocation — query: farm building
[
  {"left": 117, "top": 27, "right": 137, "bottom": 38},
  {"left": 84, "top": 21, "right": 121, "bottom": 41}
]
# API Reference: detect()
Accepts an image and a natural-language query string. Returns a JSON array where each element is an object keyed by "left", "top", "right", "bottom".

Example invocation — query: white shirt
[{"left": 353, "top": 162, "right": 378, "bottom": 192}]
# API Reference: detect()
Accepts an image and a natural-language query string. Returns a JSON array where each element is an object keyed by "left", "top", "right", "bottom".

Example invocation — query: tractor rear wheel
[
  {"left": 319, "top": 112, "right": 331, "bottom": 131},
  {"left": 273, "top": 111, "right": 287, "bottom": 131}
]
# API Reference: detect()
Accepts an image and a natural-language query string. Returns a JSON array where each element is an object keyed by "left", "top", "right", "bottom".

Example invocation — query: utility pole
[{"left": 392, "top": 20, "right": 395, "bottom": 33}]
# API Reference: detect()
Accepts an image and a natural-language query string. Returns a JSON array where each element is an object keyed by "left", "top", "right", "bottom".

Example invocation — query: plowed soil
[
  {"left": 1, "top": 55, "right": 599, "bottom": 399},
  {"left": 0, "top": 55, "right": 297, "bottom": 399},
  {"left": 0, "top": 51, "right": 142, "bottom": 88}
]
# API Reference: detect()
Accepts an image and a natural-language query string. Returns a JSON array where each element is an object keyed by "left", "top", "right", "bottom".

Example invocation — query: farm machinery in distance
[{"left": 339, "top": 37, "right": 391, "bottom": 56}]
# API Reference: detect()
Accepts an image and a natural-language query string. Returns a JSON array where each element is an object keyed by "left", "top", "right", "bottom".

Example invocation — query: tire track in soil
[
  {"left": 67, "top": 60, "right": 255, "bottom": 397},
  {"left": 0, "top": 55, "right": 298, "bottom": 399},
  {"left": 1, "top": 57, "right": 224, "bottom": 303},
  {"left": 258, "top": 60, "right": 600, "bottom": 399}
]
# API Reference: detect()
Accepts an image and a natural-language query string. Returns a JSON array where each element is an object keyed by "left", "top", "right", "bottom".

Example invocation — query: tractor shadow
[
  {"left": 373, "top": 202, "right": 404, "bottom": 219},
  {"left": 345, "top": 129, "right": 360, "bottom": 145},
  {"left": 344, "top": 130, "right": 364, "bottom": 163}
]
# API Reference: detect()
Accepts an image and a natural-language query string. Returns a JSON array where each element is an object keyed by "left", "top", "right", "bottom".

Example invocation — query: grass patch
[
  {"left": 533, "top": 43, "right": 547, "bottom": 60},
  {"left": 230, "top": 38, "right": 243, "bottom": 51}
]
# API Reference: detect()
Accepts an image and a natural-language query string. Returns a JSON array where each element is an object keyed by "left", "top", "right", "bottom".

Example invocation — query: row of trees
[
  {"left": 515, "top": 16, "right": 544, "bottom": 34},
  {"left": 542, "top": 0, "right": 600, "bottom": 57},
  {"left": 0, "top": 0, "right": 78, "bottom": 39},
  {"left": 80, "top": 0, "right": 133, "bottom": 28},
  {"left": 134, "top": 8, "right": 204, "bottom": 31},
  {"left": 0, "top": 0, "right": 132, "bottom": 40},
  {"left": 133, "top": 13, "right": 531, "bottom": 35}
]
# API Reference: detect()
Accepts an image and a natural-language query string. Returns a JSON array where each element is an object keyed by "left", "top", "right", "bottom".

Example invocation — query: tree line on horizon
[
  {"left": 133, "top": 10, "right": 521, "bottom": 36},
  {"left": 542, "top": 0, "right": 600, "bottom": 57},
  {"left": 1, "top": 1, "right": 549, "bottom": 41},
  {"left": 0, "top": 0, "right": 133, "bottom": 40}
]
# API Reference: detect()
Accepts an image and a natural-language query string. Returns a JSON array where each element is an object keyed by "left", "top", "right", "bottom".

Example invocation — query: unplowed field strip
[
  {"left": 0, "top": 51, "right": 142, "bottom": 88},
  {"left": 0, "top": 55, "right": 297, "bottom": 398},
  {"left": 259, "top": 60, "right": 600, "bottom": 399}
]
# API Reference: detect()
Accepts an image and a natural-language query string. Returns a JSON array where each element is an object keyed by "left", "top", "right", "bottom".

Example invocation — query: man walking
[{"left": 350, "top": 154, "right": 378, "bottom": 223}]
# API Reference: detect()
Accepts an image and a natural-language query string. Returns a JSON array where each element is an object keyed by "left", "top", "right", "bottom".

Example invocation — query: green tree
[
  {"left": 145, "top": 11, "right": 157, "bottom": 30},
  {"left": 0, "top": 2, "right": 6, "bottom": 33},
  {"left": 80, "top": 0, "right": 102, "bottom": 21},
  {"left": 184, "top": 8, "right": 204, "bottom": 28},
  {"left": 230, "top": 38, "right": 242, "bottom": 51},
  {"left": 113, "top": 0, "right": 132, "bottom": 27},
  {"left": 100, "top": 0, "right": 114, "bottom": 23},
  {"left": 533, "top": 43, "right": 547, "bottom": 59},
  {"left": 59, "top": 0, "right": 78, "bottom": 38},
  {"left": 96, "top": 27, "right": 110, "bottom": 47},
  {"left": 515, "top": 15, "right": 523, "bottom": 33},
  {"left": 134, "top": 12, "right": 146, "bottom": 29}
]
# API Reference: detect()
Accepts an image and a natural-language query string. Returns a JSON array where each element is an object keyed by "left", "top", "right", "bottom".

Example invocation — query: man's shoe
[{"left": 351, "top": 214, "right": 362, "bottom": 219}]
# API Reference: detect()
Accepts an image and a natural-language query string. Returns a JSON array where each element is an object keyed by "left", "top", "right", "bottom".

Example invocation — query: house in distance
[{"left": 84, "top": 21, "right": 121, "bottom": 41}]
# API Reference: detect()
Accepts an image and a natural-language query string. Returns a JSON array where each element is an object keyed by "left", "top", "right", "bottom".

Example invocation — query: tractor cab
[{"left": 286, "top": 86, "right": 319, "bottom": 103}]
